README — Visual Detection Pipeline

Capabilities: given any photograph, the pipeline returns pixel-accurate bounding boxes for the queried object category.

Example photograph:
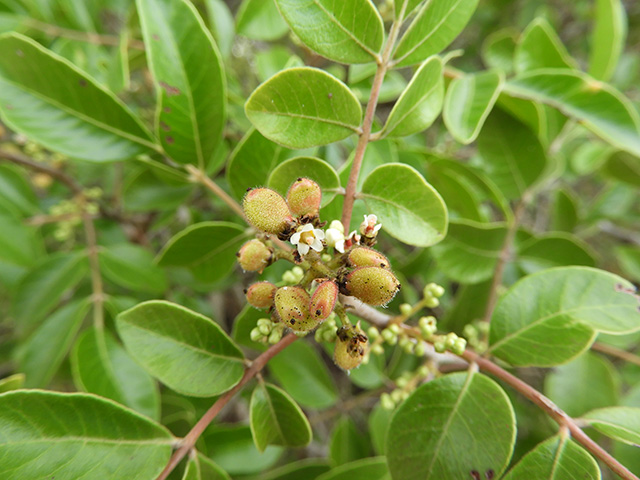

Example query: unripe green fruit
[274,286,318,333]
[237,239,272,272]
[286,178,322,218]
[309,280,338,321]
[340,267,400,306]
[346,247,390,270]
[246,281,277,309]
[333,324,369,371]
[243,188,293,235]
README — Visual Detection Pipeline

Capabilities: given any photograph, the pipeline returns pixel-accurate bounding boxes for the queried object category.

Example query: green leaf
[12,251,89,333]
[245,67,361,149]
[16,299,90,388]
[481,28,517,73]
[137,0,225,169]
[589,0,627,81]
[395,0,423,18]
[268,340,338,409]
[329,417,369,466]
[236,0,289,41]
[443,70,503,144]
[502,434,600,480]
[368,402,394,455]
[274,0,383,64]
[386,371,515,480]
[0,390,173,480]
[227,128,290,200]
[157,222,248,283]
[317,457,389,480]
[603,150,640,187]
[477,109,548,199]
[617,246,640,282]
[0,374,25,393]
[268,156,340,207]
[505,69,640,157]
[117,300,245,397]
[183,452,230,480]
[545,352,619,417]
[517,233,597,274]
[383,56,444,138]
[489,267,640,367]
[550,188,578,232]
[0,165,38,217]
[514,18,576,73]
[72,327,161,420]
[250,382,312,452]
[0,33,154,161]
[232,304,268,352]
[360,163,448,247]
[100,243,168,294]
[205,0,234,59]
[393,0,479,67]
[584,407,640,445]
[242,458,330,480]
[0,214,40,271]
[430,220,506,284]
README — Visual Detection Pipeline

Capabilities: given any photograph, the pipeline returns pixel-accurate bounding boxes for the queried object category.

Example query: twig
[156,333,299,480]
[82,209,105,330]
[185,165,246,221]
[0,149,82,194]
[592,342,640,367]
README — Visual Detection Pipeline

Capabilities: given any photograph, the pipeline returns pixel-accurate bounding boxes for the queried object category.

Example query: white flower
[360,214,382,238]
[325,226,345,253]
[290,223,325,256]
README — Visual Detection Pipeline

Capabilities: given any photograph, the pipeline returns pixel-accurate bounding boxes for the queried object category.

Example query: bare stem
[592,342,640,367]
[82,209,105,330]
[185,165,246,220]
[0,149,82,194]
[156,333,299,480]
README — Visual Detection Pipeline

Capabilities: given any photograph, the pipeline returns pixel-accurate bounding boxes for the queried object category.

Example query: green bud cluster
[250,318,285,344]
[380,364,432,411]
[422,282,445,309]
[314,314,338,343]
[432,332,467,356]
[462,321,489,353]
[282,266,304,284]
[49,189,101,242]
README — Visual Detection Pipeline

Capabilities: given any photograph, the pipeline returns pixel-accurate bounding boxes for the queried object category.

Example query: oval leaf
[274,0,383,64]
[317,457,389,480]
[268,156,340,207]
[517,233,597,274]
[329,417,369,466]
[117,300,245,397]
[137,0,225,168]
[502,434,600,480]
[386,371,516,480]
[157,222,248,283]
[514,18,577,73]
[100,243,168,293]
[383,56,444,138]
[250,382,312,452]
[584,407,640,446]
[0,33,154,162]
[489,267,640,367]
[505,69,640,157]
[183,452,230,480]
[0,374,24,394]
[589,0,627,81]
[0,390,173,480]
[236,0,289,41]
[245,67,362,149]
[443,70,503,144]
[393,0,479,67]
[360,163,448,247]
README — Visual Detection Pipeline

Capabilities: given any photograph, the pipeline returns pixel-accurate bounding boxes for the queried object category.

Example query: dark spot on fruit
[242,288,247,293]
[297,177,302,181]
[79,79,87,87]
[290,319,295,325]
[316,309,322,316]
[159,81,180,96]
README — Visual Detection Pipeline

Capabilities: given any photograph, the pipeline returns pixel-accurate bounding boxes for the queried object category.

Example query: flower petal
[310,238,324,252]
[314,229,325,240]
[335,240,345,253]
[298,243,310,255]
[290,232,301,244]
[301,223,314,232]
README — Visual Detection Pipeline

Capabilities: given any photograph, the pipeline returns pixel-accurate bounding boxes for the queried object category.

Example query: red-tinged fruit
[246,281,277,309]
[309,279,338,321]
[243,188,293,235]
[286,177,321,218]
[274,286,318,333]
[237,239,272,272]
[334,323,369,370]
[341,266,400,306]
[346,246,390,269]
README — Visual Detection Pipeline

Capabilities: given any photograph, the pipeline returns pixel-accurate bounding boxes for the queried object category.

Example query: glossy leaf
[431,220,506,284]
[393,0,479,67]
[517,233,597,274]
[72,327,161,420]
[514,18,576,73]
[16,299,90,388]
[394,0,423,18]
[489,267,640,367]
[0,374,24,393]
[0,33,154,162]
[603,150,640,187]
[545,352,619,417]
[502,434,600,480]
[617,246,640,281]
[268,156,341,207]
[477,109,548,199]
[481,28,517,72]
[205,0,234,59]
[100,243,168,293]
[368,402,393,455]
[268,340,338,409]
[250,382,312,452]
[329,417,369,466]
[274,0,384,64]
[584,407,640,445]
[236,0,288,41]
[183,453,230,480]
[245,67,361,149]
[0,391,173,480]
[117,300,245,397]
[443,70,503,144]
[505,69,640,157]
[157,222,248,283]
[589,0,627,81]
[360,163,448,247]
[317,457,389,480]
[137,0,226,168]
[386,371,516,480]
[550,188,578,232]
[383,56,444,138]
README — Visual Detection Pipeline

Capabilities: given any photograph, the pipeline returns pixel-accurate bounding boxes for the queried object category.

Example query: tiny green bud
[414,342,427,357]
[286,177,322,218]
[372,343,385,355]
[314,329,324,343]
[390,389,403,404]
[243,188,293,236]
[396,377,408,388]
[445,332,458,349]
[282,271,296,284]
[399,303,412,316]
[380,393,395,410]
[451,337,467,355]
[309,280,339,321]
[346,247,391,270]
[398,336,411,348]
[323,329,337,343]
[367,327,380,340]
[237,239,272,273]
[403,341,415,354]
[245,281,277,309]
[424,296,440,308]
[258,323,271,336]
[425,282,445,298]
[381,329,395,344]
[433,339,446,353]
[268,328,283,344]
[333,324,369,371]
[291,266,304,281]
[250,328,263,342]
[389,323,401,335]
[340,267,400,306]
[417,365,430,378]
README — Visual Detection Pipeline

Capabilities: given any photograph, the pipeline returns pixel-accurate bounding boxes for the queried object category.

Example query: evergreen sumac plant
[0,0,639,479]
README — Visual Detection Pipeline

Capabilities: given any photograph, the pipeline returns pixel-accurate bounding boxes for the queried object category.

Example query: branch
[592,342,640,367]
[0,149,82,194]
[185,165,246,220]
[156,333,299,480]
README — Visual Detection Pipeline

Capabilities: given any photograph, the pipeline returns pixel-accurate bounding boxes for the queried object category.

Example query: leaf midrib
[250,108,360,131]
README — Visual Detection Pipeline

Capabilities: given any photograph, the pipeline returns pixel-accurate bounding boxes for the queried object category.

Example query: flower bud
[274,286,317,333]
[346,247,390,270]
[380,392,395,410]
[237,239,272,273]
[243,188,293,235]
[340,267,400,306]
[309,280,338,321]
[250,328,263,342]
[286,178,322,218]
[245,282,277,309]
[333,324,369,371]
